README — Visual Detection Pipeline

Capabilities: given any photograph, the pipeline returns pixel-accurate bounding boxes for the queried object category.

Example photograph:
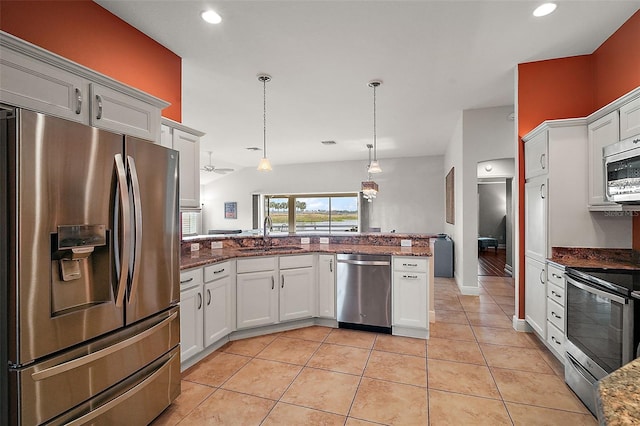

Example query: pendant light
[362,144,379,202]
[367,80,382,174]
[257,74,272,172]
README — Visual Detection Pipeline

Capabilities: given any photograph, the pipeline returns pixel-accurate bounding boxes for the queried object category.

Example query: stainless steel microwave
[604,135,640,204]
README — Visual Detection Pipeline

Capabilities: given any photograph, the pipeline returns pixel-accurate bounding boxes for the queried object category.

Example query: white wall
[445,106,515,294]
[201,155,445,234]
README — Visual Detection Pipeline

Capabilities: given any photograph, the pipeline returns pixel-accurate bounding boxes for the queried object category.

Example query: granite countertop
[181,243,432,270]
[596,358,640,425]
[547,247,640,270]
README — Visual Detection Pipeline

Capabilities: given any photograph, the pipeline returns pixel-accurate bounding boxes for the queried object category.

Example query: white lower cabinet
[392,257,428,332]
[180,261,236,362]
[317,254,336,319]
[524,257,546,339]
[203,261,235,346]
[179,268,204,361]
[236,255,317,329]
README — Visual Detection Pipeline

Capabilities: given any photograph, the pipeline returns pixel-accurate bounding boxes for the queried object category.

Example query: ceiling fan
[201,151,234,174]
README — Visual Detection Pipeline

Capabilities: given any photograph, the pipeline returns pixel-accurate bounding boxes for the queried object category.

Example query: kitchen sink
[237,245,305,252]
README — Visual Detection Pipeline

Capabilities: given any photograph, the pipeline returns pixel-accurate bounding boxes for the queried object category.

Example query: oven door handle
[566,276,628,305]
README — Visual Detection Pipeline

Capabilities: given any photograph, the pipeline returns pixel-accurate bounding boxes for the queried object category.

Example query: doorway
[477,159,514,277]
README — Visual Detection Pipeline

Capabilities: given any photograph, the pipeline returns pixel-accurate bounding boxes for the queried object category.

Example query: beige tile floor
[152,276,597,425]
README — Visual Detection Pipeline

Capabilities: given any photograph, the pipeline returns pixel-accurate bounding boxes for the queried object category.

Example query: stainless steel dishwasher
[336,253,392,333]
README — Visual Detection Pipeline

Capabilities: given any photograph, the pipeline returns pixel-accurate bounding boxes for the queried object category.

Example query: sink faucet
[263,215,273,243]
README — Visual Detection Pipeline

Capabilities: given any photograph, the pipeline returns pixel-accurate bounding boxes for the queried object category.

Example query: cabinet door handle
[207,289,211,306]
[329,259,333,272]
[551,311,561,319]
[213,268,225,274]
[96,94,103,120]
[551,273,562,279]
[551,290,562,298]
[271,276,274,290]
[403,263,418,267]
[540,153,546,170]
[539,270,545,284]
[540,183,545,199]
[403,274,419,279]
[633,138,640,144]
[75,88,82,114]
[197,292,202,310]
[180,277,193,284]
[281,276,285,288]
[551,336,562,345]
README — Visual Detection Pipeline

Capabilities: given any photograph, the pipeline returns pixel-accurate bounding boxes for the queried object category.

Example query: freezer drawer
[9,307,179,426]
[50,346,180,426]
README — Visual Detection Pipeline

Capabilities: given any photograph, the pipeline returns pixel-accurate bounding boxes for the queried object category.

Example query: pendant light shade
[368,80,382,174]
[257,74,272,172]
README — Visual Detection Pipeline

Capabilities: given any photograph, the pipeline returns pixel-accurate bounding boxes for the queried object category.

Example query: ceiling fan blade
[213,168,234,174]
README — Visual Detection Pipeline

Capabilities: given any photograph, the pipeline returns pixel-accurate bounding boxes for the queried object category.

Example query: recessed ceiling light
[321,140,337,145]
[533,3,557,17]
[201,10,222,24]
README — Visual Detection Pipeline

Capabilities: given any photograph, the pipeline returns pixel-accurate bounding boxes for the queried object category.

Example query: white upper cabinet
[90,83,161,141]
[0,47,88,123]
[619,97,640,141]
[587,111,619,209]
[524,175,548,262]
[0,32,168,141]
[524,130,548,180]
[161,118,204,208]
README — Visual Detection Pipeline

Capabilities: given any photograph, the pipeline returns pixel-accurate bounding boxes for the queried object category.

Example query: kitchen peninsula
[178,233,435,370]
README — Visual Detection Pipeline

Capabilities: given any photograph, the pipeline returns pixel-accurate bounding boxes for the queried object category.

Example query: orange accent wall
[517,10,640,318]
[593,10,640,110]
[0,0,181,122]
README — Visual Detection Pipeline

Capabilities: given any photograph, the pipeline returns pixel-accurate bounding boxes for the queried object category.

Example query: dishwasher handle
[337,259,390,266]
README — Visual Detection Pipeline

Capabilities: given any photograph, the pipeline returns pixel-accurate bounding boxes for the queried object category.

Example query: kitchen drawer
[180,268,203,290]
[204,261,231,282]
[237,256,277,274]
[393,257,428,272]
[547,264,565,288]
[547,298,565,332]
[546,321,565,356]
[280,254,314,269]
[546,281,565,306]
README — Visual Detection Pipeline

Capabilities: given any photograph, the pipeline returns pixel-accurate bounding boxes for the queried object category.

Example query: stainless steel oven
[564,267,640,415]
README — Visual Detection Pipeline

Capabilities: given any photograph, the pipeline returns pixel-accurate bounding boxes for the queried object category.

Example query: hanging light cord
[263,77,267,158]
[373,83,377,162]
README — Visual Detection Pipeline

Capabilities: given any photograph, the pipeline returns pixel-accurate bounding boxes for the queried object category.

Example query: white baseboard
[458,285,481,295]
[512,316,532,332]
[429,309,436,323]
[392,325,428,340]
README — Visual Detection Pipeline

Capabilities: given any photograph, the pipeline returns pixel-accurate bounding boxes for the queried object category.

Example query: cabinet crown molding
[523,117,587,142]
[587,86,640,124]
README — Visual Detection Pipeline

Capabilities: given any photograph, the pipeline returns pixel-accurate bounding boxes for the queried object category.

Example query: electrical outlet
[300,237,310,244]
[190,243,200,251]
[211,241,223,249]
[401,239,412,247]
[319,237,329,244]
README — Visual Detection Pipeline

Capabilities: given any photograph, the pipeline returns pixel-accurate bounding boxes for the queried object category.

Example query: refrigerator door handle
[64,350,178,426]
[114,154,131,308]
[31,311,178,382]
[127,156,143,304]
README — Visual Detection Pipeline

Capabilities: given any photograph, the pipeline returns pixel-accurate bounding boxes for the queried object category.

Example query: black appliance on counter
[564,267,640,415]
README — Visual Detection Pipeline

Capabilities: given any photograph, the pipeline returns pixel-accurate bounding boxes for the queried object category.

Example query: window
[264,193,358,234]
[181,211,201,236]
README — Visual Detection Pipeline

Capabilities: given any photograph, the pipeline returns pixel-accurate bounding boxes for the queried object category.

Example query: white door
[524,175,548,261]
[179,283,203,361]
[525,257,546,338]
[318,255,336,319]
[236,271,278,329]
[280,267,315,322]
[392,271,427,328]
[204,276,233,346]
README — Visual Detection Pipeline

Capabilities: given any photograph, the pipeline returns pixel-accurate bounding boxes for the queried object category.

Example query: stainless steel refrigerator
[0,106,181,425]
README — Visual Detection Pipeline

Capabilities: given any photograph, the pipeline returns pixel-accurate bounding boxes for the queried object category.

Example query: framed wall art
[224,202,237,219]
